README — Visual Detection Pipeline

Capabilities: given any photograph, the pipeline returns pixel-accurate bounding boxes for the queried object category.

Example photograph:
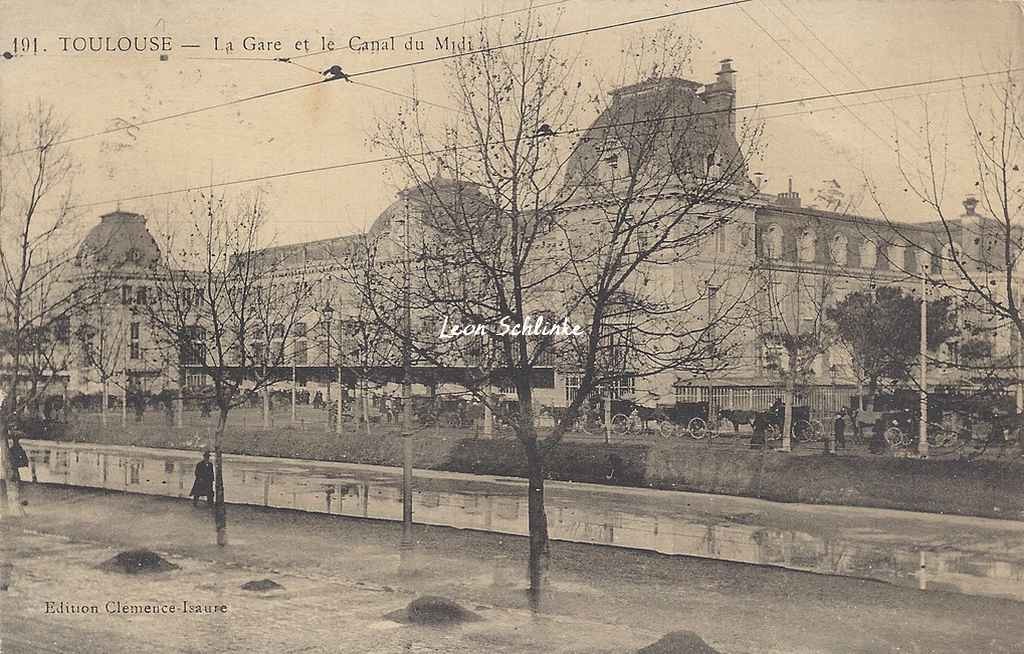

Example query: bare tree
[870,70,1024,435]
[74,298,129,426]
[144,191,315,545]
[0,102,99,516]
[755,238,837,451]
[349,19,759,598]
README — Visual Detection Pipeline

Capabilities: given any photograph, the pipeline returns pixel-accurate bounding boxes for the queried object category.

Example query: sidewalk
[3,484,1024,653]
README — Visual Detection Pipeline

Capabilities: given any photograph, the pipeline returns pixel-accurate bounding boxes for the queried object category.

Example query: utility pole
[400,202,414,547]
[321,301,334,431]
[1017,330,1023,416]
[918,265,929,457]
[603,388,611,444]
[121,345,128,427]
[336,363,343,435]
[291,360,296,424]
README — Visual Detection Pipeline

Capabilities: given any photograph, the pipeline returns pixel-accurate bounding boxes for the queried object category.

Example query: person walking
[190,451,214,507]
[833,410,847,451]
[9,436,29,482]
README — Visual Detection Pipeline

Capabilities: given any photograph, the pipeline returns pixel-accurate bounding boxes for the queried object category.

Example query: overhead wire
[60,66,1023,213]
[5,0,753,156]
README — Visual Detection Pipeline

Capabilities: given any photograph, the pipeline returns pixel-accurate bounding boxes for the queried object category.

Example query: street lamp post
[396,204,414,548]
[918,265,929,458]
[322,301,334,412]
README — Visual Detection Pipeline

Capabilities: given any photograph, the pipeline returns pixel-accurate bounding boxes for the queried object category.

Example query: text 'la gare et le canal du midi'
[26,33,479,56]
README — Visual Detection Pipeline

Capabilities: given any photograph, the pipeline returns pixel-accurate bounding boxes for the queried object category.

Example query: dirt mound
[386,595,482,625]
[637,631,721,654]
[241,579,284,592]
[99,549,178,574]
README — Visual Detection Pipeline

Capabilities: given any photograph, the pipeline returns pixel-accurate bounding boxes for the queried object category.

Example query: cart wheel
[809,419,824,441]
[884,426,904,448]
[651,412,669,436]
[765,424,781,441]
[793,419,811,442]
[658,420,678,438]
[688,417,708,440]
[611,414,629,436]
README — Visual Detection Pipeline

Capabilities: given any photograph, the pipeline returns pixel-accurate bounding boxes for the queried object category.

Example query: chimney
[716,58,736,91]
[963,195,978,215]
[699,58,737,136]
[961,194,983,262]
[777,178,801,209]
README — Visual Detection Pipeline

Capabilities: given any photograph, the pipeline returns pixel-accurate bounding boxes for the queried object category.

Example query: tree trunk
[213,407,228,546]
[363,383,371,437]
[524,437,549,604]
[781,381,794,452]
[0,418,18,517]
[262,385,270,429]
[101,380,108,427]
[176,367,185,428]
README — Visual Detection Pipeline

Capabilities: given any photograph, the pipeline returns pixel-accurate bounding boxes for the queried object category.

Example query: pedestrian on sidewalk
[190,451,214,507]
[834,410,847,451]
[9,436,29,482]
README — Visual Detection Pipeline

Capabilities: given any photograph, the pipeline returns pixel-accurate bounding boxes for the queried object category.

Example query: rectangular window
[181,326,206,366]
[706,286,720,347]
[54,317,70,344]
[135,286,147,305]
[294,339,308,365]
[129,322,141,360]
[565,374,582,403]
[121,285,133,305]
[633,218,649,252]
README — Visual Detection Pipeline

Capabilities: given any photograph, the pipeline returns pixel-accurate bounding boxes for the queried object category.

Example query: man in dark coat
[833,410,847,450]
[190,451,214,507]
[750,412,769,449]
[9,437,29,482]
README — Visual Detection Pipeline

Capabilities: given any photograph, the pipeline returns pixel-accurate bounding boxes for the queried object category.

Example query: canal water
[21,440,1024,603]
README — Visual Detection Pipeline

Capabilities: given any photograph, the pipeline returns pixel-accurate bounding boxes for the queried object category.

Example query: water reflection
[23,441,1024,603]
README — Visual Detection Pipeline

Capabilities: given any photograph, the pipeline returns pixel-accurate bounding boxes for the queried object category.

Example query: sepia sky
[2,0,1022,245]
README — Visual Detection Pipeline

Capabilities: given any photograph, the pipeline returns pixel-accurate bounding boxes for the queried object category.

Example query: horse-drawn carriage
[542,398,713,438]
[761,403,823,442]
[410,395,484,429]
[850,390,1022,451]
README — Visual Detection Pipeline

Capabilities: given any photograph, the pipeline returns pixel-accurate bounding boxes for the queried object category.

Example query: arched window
[860,239,877,269]
[914,248,932,274]
[942,242,962,273]
[762,224,783,259]
[798,228,817,263]
[829,234,848,265]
